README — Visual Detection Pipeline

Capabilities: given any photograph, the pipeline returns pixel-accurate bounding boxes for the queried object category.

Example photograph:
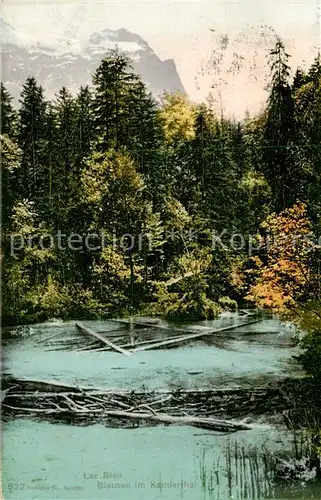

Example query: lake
[2,313,321,499]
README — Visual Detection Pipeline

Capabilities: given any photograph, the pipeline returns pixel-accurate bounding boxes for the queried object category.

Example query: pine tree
[262,38,295,210]
[18,77,47,201]
[54,87,76,182]
[203,120,240,230]
[293,55,321,221]
[48,87,78,229]
[43,104,58,213]
[127,80,163,184]
[74,85,94,172]
[92,49,140,151]
[1,83,17,138]
[1,135,21,230]
[193,104,216,199]
[292,68,307,92]
[307,53,321,83]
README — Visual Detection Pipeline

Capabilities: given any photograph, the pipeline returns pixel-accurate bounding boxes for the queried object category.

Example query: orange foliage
[246,203,318,312]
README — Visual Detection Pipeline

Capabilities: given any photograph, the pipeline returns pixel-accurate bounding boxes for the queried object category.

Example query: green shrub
[218,296,238,311]
[297,329,321,379]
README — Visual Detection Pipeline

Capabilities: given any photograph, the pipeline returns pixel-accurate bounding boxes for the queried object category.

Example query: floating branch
[107,316,262,337]
[76,322,131,356]
[132,319,263,352]
[95,409,252,432]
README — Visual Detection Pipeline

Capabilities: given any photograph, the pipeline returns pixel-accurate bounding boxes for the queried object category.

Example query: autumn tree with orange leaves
[246,202,321,377]
[247,203,319,311]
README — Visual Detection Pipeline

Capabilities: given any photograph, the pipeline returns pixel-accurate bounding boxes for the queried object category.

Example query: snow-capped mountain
[1,19,185,101]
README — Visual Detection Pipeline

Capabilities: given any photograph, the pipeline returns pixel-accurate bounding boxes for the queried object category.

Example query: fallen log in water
[2,376,137,394]
[35,330,68,344]
[96,333,192,352]
[1,375,97,393]
[76,322,131,356]
[132,319,263,352]
[1,376,284,397]
[108,316,262,336]
[75,334,189,353]
[95,409,251,432]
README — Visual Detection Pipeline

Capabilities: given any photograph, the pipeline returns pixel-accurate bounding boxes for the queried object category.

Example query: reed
[198,440,276,499]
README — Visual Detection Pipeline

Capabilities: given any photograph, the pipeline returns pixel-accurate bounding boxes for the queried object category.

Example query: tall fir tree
[293,55,321,222]
[54,87,76,183]
[193,104,216,200]
[43,104,58,215]
[292,68,307,92]
[74,85,94,172]
[1,135,21,230]
[262,38,295,211]
[92,49,140,151]
[49,87,77,227]
[307,53,321,83]
[1,83,18,138]
[18,77,47,202]
[127,80,163,185]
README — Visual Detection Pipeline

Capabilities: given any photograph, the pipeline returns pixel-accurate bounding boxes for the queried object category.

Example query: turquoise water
[3,317,302,391]
[2,420,294,500]
[2,315,319,500]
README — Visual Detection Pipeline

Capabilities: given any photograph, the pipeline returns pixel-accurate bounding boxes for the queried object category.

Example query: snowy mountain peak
[1,19,185,101]
[86,27,151,57]
[89,28,149,50]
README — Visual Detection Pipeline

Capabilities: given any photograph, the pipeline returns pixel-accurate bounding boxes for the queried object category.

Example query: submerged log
[88,409,251,432]
[108,317,262,338]
[3,376,279,397]
[2,377,86,393]
[76,322,131,356]
[132,319,263,352]
[2,398,251,432]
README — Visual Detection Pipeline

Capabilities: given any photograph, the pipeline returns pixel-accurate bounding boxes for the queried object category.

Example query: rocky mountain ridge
[1,18,185,101]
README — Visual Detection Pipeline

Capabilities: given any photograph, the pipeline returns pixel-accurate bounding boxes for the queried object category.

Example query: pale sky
[1,0,320,117]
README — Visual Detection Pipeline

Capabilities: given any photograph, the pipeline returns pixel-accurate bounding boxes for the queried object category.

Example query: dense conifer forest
[2,40,321,379]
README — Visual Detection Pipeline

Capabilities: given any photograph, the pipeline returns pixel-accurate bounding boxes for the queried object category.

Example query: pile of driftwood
[2,375,301,433]
[2,377,252,432]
